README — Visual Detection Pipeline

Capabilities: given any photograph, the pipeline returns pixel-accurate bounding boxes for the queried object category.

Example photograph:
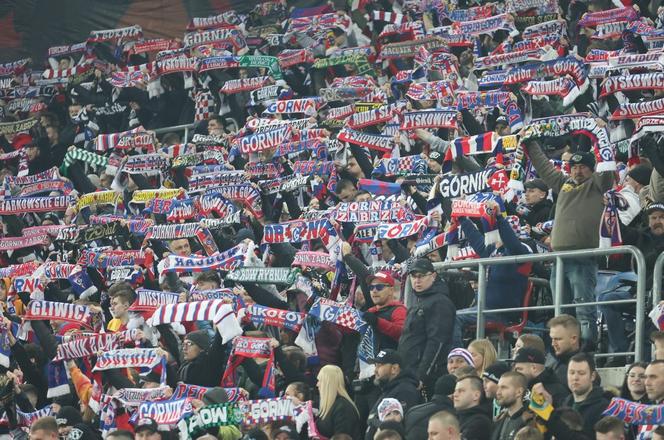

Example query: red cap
[368,271,395,286]
[11,133,33,150]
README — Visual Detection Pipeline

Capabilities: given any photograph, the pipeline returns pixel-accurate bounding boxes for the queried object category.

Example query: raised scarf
[129,288,180,313]
[337,128,394,153]
[135,398,194,425]
[226,267,297,285]
[88,25,142,42]
[24,301,99,330]
[147,300,241,343]
[223,337,276,397]
[309,297,367,333]
[179,403,243,438]
[400,109,458,130]
[113,385,171,406]
[54,332,125,361]
[144,223,219,256]
[292,251,334,271]
[333,200,414,223]
[599,189,627,248]
[159,241,251,274]
[377,215,430,239]
[241,304,305,332]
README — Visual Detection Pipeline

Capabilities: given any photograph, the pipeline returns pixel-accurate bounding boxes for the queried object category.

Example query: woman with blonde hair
[315,365,361,439]
[468,339,498,376]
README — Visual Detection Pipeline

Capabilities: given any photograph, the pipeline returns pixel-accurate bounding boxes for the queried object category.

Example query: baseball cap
[512,347,546,365]
[368,271,396,286]
[134,418,158,434]
[369,349,402,365]
[482,362,511,384]
[524,179,549,193]
[495,115,508,126]
[429,151,444,165]
[647,203,664,215]
[568,151,595,170]
[56,406,83,427]
[408,258,435,274]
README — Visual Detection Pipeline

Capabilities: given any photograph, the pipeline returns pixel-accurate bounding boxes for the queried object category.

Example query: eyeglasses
[370,284,388,291]
[410,272,433,280]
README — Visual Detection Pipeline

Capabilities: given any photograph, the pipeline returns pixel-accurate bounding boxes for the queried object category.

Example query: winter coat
[316,396,361,440]
[546,349,579,387]
[526,141,615,250]
[525,199,553,228]
[562,387,610,436]
[367,300,407,351]
[398,278,456,381]
[458,405,493,440]
[490,407,528,440]
[177,331,227,387]
[365,370,422,440]
[404,394,455,440]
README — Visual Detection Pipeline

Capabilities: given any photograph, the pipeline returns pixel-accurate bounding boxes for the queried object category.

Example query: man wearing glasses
[398,258,456,392]
[362,271,407,351]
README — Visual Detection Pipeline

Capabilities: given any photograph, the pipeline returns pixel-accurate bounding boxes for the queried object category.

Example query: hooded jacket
[404,393,455,440]
[458,404,493,440]
[398,278,455,381]
[365,370,422,440]
[562,387,610,436]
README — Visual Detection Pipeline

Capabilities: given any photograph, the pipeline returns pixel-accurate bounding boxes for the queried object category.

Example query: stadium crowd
[1,0,664,438]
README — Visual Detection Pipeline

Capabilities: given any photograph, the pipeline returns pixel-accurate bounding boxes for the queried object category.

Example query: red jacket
[368,300,407,349]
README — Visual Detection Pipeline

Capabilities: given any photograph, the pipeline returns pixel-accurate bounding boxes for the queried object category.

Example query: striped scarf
[223,337,276,397]
[371,10,405,25]
[242,304,305,332]
[148,301,242,344]
[599,189,627,248]
[24,301,98,330]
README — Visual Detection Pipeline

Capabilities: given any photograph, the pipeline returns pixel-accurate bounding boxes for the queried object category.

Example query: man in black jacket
[365,349,422,440]
[523,179,552,229]
[561,353,609,437]
[404,375,457,440]
[513,347,570,407]
[453,375,493,440]
[398,258,455,392]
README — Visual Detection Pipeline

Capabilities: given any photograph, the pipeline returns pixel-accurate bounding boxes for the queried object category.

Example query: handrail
[653,253,664,305]
[404,245,647,361]
[152,123,196,141]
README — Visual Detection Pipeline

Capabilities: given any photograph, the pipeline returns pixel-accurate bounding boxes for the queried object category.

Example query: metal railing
[404,246,647,361]
[653,253,664,305]
[153,123,196,141]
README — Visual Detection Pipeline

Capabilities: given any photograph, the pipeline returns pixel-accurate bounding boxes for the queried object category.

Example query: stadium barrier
[404,246,648,361]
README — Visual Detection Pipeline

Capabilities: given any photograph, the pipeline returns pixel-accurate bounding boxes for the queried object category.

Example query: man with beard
[524,138,615,347]
[601,203,664,358]
[491,372,528,440]
[619,203,664,283]
[364,349,421,440]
